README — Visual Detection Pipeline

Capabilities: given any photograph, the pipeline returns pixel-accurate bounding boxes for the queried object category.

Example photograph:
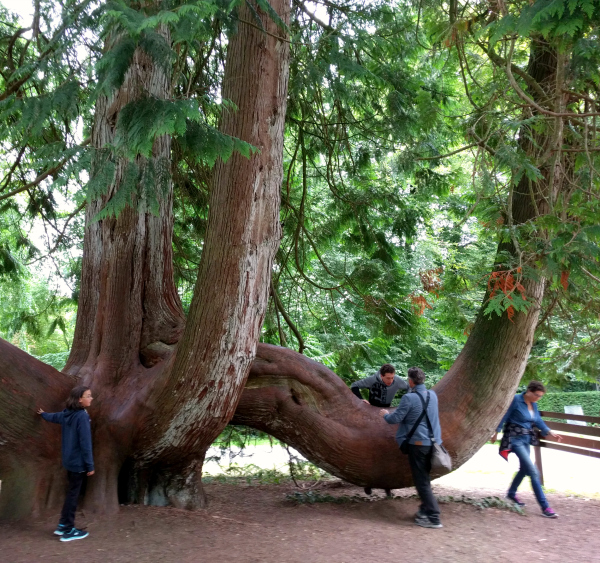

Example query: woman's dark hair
[380,364,395,376]
[407,367,426,385]
[527,381,546,394]
[66,385,90,410]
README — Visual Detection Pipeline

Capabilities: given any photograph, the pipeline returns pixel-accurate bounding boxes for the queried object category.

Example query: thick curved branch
[234,268,544,487]
[233,343,413,488]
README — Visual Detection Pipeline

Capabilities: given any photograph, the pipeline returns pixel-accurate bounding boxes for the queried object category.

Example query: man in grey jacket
[350,364,409,408]
[381,366,443,529]
[351,363,409,497]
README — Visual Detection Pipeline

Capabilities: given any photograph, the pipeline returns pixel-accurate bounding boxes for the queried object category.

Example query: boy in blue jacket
[38,385,94,541]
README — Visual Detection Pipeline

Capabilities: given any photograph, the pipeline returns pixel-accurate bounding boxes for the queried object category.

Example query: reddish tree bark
[0,342,72,519]
[231,38,566,483]
[55,28,187,515]
[66,31,184,380]
[0,0,291,518]
[0,19,568,522]
[129,0,291,507]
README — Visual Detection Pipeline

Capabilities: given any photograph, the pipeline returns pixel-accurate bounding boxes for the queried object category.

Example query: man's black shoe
[415,516,443,529]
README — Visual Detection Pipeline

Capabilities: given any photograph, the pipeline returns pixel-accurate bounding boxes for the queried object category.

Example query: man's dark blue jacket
[41,408,94,473]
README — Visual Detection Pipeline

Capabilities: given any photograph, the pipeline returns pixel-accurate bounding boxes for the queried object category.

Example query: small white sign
[564,405,586,426]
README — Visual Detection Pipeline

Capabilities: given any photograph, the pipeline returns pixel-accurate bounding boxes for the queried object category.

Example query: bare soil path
[2,481,599,563]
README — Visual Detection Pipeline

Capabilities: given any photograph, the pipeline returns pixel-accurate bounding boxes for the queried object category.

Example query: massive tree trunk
[0,0,291,518]
[61,27,187,515]
[0,21,569,521]
[129,0,291,506]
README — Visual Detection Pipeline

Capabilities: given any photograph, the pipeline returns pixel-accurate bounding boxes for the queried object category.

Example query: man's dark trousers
[408,444,441,523]
[59,471,85,529]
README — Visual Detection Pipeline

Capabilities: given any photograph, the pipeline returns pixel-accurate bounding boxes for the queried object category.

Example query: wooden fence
[534,410,600,485]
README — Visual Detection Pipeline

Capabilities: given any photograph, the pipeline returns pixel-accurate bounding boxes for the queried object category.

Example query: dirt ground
[2,481,600,563]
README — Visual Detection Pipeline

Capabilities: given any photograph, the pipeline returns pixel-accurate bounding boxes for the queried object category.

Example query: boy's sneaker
[415,516,443,529]
[60,528,89,542]
[542,507,558,519]
[53,523,69,536]
[506,493,526,507]
[415,508,426,519]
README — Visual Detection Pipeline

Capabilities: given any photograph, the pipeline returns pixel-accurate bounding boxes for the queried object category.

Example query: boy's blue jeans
[508,441,549,510]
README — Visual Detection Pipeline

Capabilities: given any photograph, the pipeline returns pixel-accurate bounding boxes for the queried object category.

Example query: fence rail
[534,410,600,484]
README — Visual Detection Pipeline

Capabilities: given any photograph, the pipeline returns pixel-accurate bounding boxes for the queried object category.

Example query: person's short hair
[380,364,395,376]
[66,385,91,411]
[407,367,425,385]
[527,381,546,394]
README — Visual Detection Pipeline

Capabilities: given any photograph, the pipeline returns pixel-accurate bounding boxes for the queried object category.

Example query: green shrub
[538,391,600,417]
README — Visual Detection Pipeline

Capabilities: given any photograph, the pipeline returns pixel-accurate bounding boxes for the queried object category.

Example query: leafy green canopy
[252,0,491,380]
[0,0,252,347]
[256,0,600,387]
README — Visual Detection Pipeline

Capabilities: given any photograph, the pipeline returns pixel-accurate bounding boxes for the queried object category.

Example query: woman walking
[492,381,562,518]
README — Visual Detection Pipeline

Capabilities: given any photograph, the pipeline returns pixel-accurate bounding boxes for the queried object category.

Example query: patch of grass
[204,462,331,486]
[286,491,365,504]
[204,464,287,485]
[544,488,600,500]
[437,494,525,514]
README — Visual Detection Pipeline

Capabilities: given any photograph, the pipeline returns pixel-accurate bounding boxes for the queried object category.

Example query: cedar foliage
[1,0,599,388]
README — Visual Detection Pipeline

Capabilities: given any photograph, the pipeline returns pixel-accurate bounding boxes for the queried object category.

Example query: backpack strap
[414,391,436,444]
[405,391,431,443]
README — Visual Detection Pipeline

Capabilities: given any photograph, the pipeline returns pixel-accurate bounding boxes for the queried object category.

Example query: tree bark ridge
[133,0,292,503]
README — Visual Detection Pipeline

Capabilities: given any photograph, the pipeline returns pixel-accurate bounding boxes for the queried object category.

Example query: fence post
[534,429,544,486]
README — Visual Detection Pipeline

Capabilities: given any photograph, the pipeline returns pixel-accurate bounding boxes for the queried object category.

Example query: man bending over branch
[350,364,409,408]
